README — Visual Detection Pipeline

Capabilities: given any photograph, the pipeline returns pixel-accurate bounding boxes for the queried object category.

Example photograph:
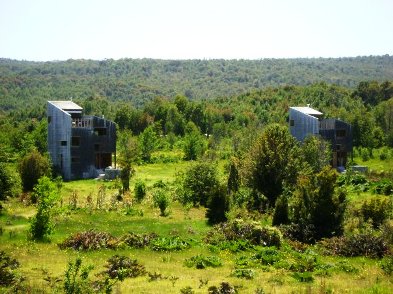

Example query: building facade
[289,106,352,168]
[47,101,116,180]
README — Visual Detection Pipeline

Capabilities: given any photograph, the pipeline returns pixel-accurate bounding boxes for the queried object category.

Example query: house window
[94,127,107,136]
[336,130,346,137]
[336,144,341,151]
[71,157,80,163]
[290,119,295,126]
[72,136,80,147]
[60,140,67,146]
[48,116,52,124]
[94,144,100,151]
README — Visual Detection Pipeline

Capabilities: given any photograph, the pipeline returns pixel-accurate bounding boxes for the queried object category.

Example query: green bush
[184,255,222,269]
[319,233,389,258]
[134,180,146,202]
[231,268,255,279]
[205,219,282,248]
[29,176,60,240]
[18,150,51,192]
[373,179,393,195]
[361,196,391,228]
[208,282,238,294]
[64,258,93,294]
[380,256,393,275]
[206,184,230,225]
[292,272,314,283]
[0,163,21,200]
[0,251,20,286]
[152,188,170,216]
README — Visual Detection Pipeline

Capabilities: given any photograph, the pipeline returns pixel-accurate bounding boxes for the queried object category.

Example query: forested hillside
[1,55,393,113]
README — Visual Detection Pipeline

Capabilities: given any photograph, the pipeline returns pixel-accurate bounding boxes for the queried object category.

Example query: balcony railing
[72,118,92,128]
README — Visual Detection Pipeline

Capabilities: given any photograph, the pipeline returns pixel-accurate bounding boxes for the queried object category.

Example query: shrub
[0,251,20,286]
[206,184,230,225]
[18,150,51,192]
[231,268,255,279]
[272,194,289,226]
[380,256,393,275]
[292,272,314,283]
[205,219,282,248]
[253,247,282,266]
[0,163,21,200]
[373,179,393,195]
[102,255,146,281]
[178,161,220,207]
[121,232,158,248]
[59,230,118,250]
[184,255,222,269]
[29,176,60,240]
[64,258,93,294]
[152,188,170,216]
[319,233,389,258]
[361,196,391,228]
[180,286,195,294]
[134,180,146,202]
[208,282,238,294]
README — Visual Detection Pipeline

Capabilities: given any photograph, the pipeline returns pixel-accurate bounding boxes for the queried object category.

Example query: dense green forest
[1,55,393,113]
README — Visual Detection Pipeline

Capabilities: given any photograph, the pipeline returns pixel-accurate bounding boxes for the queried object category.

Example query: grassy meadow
[1,151,393,293]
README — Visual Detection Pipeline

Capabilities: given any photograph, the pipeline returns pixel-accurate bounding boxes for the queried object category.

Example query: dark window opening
[94,144,100,151]
[95,153,112,169]
[71,157,80,163]
[94,127,107,136]
[48,116,52,124]
[336,129,346,137]
[336,144,341,151]
[72,136,80,146]
[290,119,295,126]
[60,140,67,146]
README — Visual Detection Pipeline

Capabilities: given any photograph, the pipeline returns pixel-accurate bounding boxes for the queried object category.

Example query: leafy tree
[227,157,240,194]
[0,163,21,200]
[152,188,170,216]
[139,125,158,162]
[301,135,331,173]
[29,176,60,240]
[179,161,220,207]
[117,131,139,192]
[183,122,206,161]
[18,150,51,192]
[246,124,301,206]
[290,167,346,241]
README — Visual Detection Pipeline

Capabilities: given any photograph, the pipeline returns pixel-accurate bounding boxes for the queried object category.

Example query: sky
[0,0,392,61]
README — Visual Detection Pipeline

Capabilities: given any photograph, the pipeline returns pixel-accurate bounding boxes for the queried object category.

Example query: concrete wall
[47,102,72,180]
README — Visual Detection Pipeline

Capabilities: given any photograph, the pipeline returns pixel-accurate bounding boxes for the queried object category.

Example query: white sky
[0,0,392,61]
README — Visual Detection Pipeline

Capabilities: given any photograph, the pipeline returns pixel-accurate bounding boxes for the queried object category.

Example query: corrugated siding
[289,109,319,142]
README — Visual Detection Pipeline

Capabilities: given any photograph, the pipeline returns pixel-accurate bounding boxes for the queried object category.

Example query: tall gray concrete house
[289,106,352,168]
[47,101,116,180]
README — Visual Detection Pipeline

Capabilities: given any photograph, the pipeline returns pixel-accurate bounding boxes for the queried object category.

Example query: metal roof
[290,106,323,116]
[48,101,83,111]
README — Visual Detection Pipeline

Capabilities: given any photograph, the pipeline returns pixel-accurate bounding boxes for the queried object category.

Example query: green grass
[1,159,393,293]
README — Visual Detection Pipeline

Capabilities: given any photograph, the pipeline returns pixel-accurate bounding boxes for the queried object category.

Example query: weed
[64,258,93,294]
[199,278,209,288]
[208,282,238,293]
[150,236,190,251]
[169,275,179,287]
[292,271,314,283]
[121,232,157,248]
[147,271,166,282]
[380,255,393,275]
[231,268,255,279]
[134,180,146,202]
[184,254,222,269]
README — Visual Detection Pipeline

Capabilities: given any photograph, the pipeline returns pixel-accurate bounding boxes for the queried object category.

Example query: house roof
[290,106,323,116]
[48,101,83,111]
